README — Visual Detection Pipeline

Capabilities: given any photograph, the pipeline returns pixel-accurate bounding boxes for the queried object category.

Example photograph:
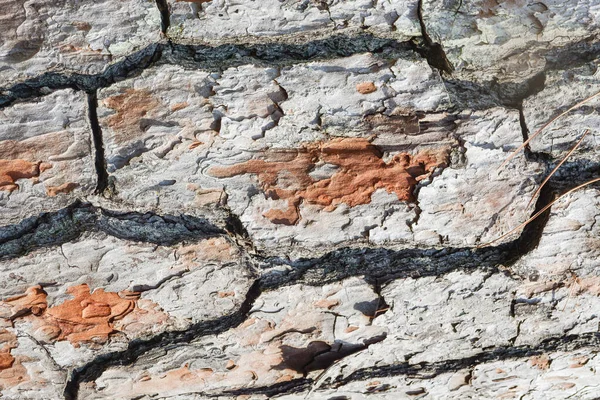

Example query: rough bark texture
[0,0,599,399]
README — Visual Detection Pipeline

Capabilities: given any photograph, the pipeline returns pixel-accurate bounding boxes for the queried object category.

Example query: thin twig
[498,90,600,171]
[477,177,600,248]
[526,129,590,208]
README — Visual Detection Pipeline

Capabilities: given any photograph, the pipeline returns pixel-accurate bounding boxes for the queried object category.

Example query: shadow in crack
[277,336,387,375]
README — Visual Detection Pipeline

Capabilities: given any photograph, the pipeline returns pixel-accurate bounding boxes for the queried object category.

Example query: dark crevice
[517,105,536,165]
[220,379,311,398]
[0,202,225,259]
[413,0,453,74]
[327,332,600,388]
[0,44,163,108]
[63,279,262,400]
[548,159,600,189]
[495,71,546,108]
[366,279,390,323]
[544,34,600,71]
[224,207,255,253]
[155,0,170,34]
[442,71,546,112]
[0,34,413,108]
[86,92,109,194]
[175,331,600,398]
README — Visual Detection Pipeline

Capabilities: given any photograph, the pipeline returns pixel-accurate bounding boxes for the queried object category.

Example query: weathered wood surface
[0,0,599,398]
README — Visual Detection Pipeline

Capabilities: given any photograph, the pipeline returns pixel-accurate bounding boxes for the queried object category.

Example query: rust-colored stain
[356,82,377,94]
[103,89,160,143]
[210,138,448,225]
[0,286,47,388]
[0,159,40,192]
[41,284,138,345]
[46,182,79,197]
[0,328,29,389]
[0,329,17,371]
[0,284,138,347]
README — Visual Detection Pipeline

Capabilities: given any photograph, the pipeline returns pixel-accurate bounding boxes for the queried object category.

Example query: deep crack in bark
[87,92,109,194]
[414,0,454,74]
[155,0,170,34]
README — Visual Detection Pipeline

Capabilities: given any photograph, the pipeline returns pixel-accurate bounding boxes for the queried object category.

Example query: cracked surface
[0,0,599,398]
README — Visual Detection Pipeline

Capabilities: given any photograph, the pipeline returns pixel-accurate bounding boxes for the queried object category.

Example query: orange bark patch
[41,284,138,346]
[356,82,377,94]
[0,159,40,192]
[0,287,47,388]
[0,329,17,371]
[210,138,448,224]
[0,329,28,390]
[0,285,48,319]
[103,89,160,144]
[1,285,138,347]
[46,182,79,197]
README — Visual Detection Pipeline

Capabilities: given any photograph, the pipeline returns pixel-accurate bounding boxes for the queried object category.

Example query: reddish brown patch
[0,354,29,389]
[0,287,47,388]
[0,285,48,319]
[1,285,138,347]
[103,89,160,143]
[0,159,40,192]
[0,330,28,390]
[0,325,39,388]
[39,162,52,173]
[210,138,448,224]
[41,284,138,345]
[356,82,377,94]
[0,329,17,371]
[46,182,79,197]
